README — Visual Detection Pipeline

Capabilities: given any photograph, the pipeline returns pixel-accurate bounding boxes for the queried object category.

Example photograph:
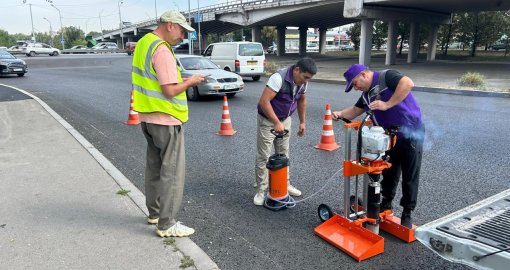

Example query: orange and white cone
[125,90,140,125]
[315,103,340,151]
[217,96,237,136]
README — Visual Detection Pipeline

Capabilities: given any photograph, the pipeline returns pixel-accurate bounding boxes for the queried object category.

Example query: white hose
[264,168,344,206]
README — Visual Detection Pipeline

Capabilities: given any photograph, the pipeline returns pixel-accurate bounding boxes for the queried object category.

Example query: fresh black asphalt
[2,54,508,269]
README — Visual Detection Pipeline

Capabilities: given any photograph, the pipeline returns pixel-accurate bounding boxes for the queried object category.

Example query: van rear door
[237,43,264,76]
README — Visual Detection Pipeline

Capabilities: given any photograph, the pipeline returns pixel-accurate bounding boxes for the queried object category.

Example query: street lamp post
[29,3,36,42]
[198,0,201,53]
[43,17,53,47]
[51,4,65,50]
[99,10,105,40]
[118,0,125,50]
[154,0,158,21]
[188,0,192,55]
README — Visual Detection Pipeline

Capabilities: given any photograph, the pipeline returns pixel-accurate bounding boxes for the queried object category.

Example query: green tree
[0,29,12,47]
[261,26,276,48]
[52,26,85,48]
[86,31,102,38]
[478,11,510,49]
[437,14,459,55]
[35,32,53,46]
[454,11,510,56]
[418,24,431,53]
[11,33,31,43]
[205,33,219,46]
[232,28,252,41]
[347,22,361,50]
[372,21,387,50]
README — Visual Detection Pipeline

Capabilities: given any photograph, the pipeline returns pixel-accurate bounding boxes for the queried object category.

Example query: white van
[202,42,265,81]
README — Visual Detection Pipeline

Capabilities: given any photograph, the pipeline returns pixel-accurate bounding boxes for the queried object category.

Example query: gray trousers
[141,123,185,230]
[255,115,292,191]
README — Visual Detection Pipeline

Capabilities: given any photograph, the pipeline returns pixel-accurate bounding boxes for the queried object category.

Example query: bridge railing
[97,0,324,39]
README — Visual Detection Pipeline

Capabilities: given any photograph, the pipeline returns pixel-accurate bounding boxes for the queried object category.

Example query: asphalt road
[2,54,509,270]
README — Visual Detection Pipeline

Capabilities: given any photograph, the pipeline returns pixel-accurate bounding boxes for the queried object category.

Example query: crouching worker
[332,64,425,228]
[253,57,317,206]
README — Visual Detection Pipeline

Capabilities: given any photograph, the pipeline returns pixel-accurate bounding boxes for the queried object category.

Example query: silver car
[175,54,244,101]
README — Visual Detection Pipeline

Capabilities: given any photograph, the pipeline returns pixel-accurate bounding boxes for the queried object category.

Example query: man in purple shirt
[332,64,425,228]
[254,58,317,206]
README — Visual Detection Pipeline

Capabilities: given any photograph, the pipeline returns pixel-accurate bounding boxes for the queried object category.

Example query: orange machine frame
[314,120,416,262]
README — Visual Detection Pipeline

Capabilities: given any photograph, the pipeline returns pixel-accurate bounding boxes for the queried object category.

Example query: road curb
[0,83,219,270]
[263,76,509,98]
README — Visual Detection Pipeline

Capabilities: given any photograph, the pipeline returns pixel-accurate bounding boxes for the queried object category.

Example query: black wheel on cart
[318,204,334,222]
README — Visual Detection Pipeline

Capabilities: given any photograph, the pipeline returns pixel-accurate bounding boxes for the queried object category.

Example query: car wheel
[252,75,261,81]
[186,86,200,101]
[17,73,25,77]
[29,51,36,57]
[226,93,236,98]
[51,51,59,56]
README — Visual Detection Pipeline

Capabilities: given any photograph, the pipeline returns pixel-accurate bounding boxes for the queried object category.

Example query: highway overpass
[96,0,510,66]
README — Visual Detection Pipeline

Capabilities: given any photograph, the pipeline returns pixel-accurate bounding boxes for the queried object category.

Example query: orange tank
[268,166,288,200]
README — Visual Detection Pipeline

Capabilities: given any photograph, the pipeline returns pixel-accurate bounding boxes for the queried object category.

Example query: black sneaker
[401,211,412,228]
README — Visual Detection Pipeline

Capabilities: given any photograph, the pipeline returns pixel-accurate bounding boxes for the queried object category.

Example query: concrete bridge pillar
[299,26,307,56]
[359,19,373,66]
[407,22,420,63]
[385,20,398,65]
[277,26,286,56]
[319,28,327,55]
[427,24,439,61]
[252,26,262,43]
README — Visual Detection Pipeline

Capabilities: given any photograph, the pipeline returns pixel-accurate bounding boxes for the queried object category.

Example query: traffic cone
[125,90,140,125]
[217,96,237,136]
[315,103,340,151]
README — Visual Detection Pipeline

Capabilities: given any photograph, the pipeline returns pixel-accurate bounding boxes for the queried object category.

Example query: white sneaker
[147,217,159,225]
[288,185,302,197]
[156,222,195,237]
[253,190,265,206]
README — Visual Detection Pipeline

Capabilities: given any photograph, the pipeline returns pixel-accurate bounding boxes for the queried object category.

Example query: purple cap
[344,64,367,92]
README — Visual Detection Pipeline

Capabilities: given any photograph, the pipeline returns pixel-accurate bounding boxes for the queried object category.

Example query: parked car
[7,45,23,54]
[202,42,265,81]
[172,43,190,54]
[22,42,60,56]
[92,42,118,50]
[340,44,355,51]
[306,43,319,52]
[175,54,244,101]
[489,42,509,51]
[70,45,88,50]
[126,42,136,55]
[0,50,27,77]
[266,45,277,54]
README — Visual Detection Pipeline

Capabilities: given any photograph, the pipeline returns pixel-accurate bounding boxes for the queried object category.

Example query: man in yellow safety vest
[132,10,206,238]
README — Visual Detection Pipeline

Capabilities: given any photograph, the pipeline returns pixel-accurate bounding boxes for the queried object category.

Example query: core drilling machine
[314,113,416,262]
[264,129,296,211]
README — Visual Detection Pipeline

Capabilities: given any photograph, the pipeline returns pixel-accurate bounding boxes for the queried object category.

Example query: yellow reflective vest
[132,33,188,123]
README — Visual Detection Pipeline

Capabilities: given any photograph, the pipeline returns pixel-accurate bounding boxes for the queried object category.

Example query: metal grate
[465,209,510,247]
[437,196,510,251]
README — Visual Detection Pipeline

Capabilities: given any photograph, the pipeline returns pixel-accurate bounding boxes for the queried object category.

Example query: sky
[1,0,228,36]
